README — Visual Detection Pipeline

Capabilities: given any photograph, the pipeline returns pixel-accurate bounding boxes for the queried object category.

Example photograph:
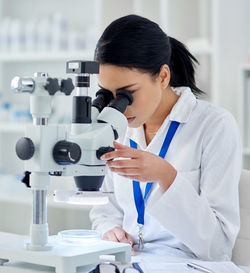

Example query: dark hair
[94,14,203,97]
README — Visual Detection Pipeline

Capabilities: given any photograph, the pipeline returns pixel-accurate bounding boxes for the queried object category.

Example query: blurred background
[0,0,249,235]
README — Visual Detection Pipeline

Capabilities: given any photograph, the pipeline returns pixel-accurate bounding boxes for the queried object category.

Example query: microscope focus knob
[53,141,81,165]
[60,78,75,95]
[44,78,60,95]
[16,137,35,160]
[96,146,115,160]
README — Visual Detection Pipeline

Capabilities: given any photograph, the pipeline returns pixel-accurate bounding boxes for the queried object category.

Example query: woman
[90,14,242,261]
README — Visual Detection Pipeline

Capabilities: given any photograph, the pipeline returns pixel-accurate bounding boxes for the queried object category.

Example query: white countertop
[0,232,249,273]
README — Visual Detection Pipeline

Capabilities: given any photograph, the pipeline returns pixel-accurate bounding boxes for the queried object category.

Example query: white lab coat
[90,86,242,261]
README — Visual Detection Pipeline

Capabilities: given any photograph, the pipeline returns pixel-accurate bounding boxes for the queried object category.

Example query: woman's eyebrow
[98,83,137,91]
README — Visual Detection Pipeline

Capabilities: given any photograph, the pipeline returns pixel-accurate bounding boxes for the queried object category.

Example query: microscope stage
[0,235,131,273]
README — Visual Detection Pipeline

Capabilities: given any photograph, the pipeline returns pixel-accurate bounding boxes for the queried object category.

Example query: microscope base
[0,235,131,273]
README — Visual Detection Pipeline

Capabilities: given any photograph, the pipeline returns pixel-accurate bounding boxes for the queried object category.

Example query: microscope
[0,61,132,273]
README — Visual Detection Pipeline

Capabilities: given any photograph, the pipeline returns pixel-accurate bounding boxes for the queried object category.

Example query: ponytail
[95,15,204,97]
[169,37,203,96]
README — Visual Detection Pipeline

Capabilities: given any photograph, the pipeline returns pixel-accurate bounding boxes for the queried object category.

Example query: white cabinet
[239,65,250,168]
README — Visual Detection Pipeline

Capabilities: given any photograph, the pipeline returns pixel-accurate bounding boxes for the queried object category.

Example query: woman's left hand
[101,141,177,191]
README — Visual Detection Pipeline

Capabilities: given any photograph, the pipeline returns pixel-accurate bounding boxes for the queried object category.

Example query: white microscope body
[0,61,133,273]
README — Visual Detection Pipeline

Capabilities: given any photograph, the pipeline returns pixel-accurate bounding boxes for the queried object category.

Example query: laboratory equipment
[0,60,133,273]
[58,229,102,245]
[88,262,141,273]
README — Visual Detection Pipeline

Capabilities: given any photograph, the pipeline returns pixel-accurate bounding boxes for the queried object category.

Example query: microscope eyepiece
[92,89,114,112]
[108,89,133,113]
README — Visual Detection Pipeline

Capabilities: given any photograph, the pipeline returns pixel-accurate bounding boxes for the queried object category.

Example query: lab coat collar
[169,86,197,123]
[126,87,197,149]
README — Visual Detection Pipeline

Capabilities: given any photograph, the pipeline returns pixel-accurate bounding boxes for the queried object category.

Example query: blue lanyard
[130,121,180,225]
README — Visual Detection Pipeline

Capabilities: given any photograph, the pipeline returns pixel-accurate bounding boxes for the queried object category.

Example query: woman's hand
[101,141,177,192]
[103,226,135,255]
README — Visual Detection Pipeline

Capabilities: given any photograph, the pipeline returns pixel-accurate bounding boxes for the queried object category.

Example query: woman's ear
[158,64,171,90]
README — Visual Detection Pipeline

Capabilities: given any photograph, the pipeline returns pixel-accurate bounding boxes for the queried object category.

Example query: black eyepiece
[92,89,114,112]
[108,90,133,113]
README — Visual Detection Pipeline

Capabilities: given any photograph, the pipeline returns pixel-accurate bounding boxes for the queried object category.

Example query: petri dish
[58,229,101,245]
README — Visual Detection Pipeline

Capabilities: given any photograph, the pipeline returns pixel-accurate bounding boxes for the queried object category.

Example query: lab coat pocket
[180,169,201,193]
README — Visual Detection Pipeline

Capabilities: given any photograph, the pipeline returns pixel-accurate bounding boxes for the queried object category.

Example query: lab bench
[0,232,249,273]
